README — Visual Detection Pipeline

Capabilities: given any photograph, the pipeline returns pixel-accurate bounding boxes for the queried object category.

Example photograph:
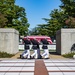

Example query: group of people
[20,38,49,59]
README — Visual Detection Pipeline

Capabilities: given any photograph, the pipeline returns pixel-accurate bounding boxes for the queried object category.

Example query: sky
[15,0,61,30]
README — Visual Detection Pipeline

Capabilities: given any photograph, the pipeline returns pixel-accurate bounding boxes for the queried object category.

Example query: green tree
[0,13,8,28]
[37,9,66,37]
[0,0,29,35]
[37,24,49,35]
[60,0,75,17]
[60,0,75,28]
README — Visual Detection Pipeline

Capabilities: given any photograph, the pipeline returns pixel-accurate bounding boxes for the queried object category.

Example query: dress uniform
[31,39,40,59]
[20,38,31,59]
[41,38,49,59]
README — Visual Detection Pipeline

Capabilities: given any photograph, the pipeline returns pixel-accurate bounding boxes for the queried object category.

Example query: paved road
[0,59,75,75]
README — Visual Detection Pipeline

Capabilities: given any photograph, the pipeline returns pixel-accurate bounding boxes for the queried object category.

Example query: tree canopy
[0,0,29,36]
[60,0,75,28]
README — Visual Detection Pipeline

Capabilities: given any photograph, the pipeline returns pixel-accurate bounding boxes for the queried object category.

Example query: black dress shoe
[30,56,31,58]
[20,55,22,58]
[30,56,34,59]
[38,55,42,59]
[20,55,24,59]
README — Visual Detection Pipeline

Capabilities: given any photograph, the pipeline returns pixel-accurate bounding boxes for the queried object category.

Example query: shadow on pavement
[49,52,60,55]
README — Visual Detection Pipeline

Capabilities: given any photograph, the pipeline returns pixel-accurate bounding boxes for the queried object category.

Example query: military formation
[20,38,49,59]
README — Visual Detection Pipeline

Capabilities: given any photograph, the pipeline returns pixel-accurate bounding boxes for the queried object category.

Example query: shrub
[62,52,75,58]
[0,52,14,58]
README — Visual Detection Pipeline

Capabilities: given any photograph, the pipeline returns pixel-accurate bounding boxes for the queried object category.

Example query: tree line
[29,0,75,40]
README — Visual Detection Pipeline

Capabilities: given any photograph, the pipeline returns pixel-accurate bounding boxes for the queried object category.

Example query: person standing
[20,38,31,59]
[41,38,49,59]
[31,38,40,59]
